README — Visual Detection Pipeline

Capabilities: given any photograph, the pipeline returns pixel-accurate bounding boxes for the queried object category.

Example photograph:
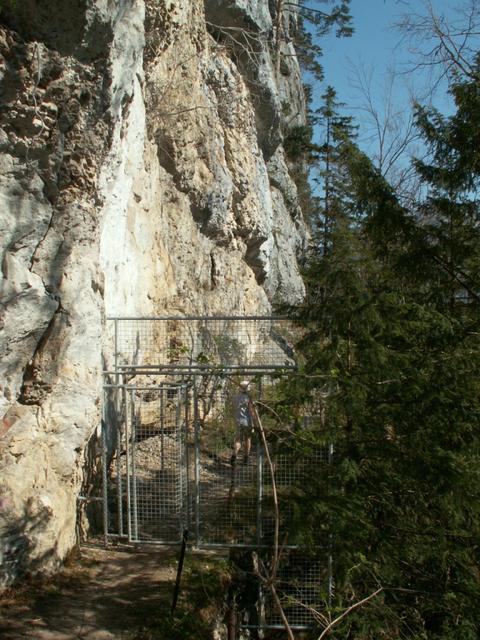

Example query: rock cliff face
[0,0,307,582]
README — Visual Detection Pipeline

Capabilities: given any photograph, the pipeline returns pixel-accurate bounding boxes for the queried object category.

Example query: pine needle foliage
[279,56,480,640]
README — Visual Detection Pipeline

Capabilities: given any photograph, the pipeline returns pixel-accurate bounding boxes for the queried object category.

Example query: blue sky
[310,0,465,180]
[320,0,459,111]
[322,0,408,99]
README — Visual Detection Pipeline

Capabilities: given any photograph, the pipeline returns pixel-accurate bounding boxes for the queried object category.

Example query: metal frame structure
[103,381,190,545]
[99,316,331,632]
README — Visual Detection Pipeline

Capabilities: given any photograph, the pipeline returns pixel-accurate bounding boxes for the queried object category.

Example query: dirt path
[0,544,227,640]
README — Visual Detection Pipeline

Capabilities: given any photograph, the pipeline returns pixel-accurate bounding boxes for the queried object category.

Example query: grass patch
[125,554,232,640]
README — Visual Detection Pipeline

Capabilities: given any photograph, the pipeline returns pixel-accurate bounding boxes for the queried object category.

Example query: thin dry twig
[250,402,295,640]
[395,0,480,85]
[316,587,383,640]
[251,404,280,576]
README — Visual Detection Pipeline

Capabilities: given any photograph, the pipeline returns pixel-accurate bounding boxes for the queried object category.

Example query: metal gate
[104,382,191,544]
[98,316,332,632]
[103,372,329,549]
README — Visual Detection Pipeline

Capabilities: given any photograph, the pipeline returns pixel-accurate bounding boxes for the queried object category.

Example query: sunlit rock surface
[0,0,307,583]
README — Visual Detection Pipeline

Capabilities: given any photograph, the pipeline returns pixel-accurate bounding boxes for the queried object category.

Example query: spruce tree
[312,85,357,253]
[412,57,480,314]
[279,62,480,639]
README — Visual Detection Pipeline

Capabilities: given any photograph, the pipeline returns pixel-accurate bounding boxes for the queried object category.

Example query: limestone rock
[0,0,308,585]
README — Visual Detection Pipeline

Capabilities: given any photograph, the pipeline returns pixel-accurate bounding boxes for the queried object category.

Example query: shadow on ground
[0,544,229,640]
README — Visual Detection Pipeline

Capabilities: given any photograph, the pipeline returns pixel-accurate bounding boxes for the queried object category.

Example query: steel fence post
[130,388,138,541]
[101,391,108,546]
[193,379,200,546]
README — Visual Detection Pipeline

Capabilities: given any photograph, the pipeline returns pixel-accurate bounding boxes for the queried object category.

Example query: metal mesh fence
[104,374,330,549]
[260,448,330,549]
[106,383,189,544]
[101,317,332,631]
[194,374,260,547]
[111,316,297,372]
[261,550,330,629]
[192,375,331,549]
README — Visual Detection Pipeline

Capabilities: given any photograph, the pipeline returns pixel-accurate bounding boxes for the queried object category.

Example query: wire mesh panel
[111,316,297,372]
[261,550,330,629]
[107,383,190,544]
[194,375,261,546]
[260,448,331,549]
[254,408,333,631]
[192,374,331,551]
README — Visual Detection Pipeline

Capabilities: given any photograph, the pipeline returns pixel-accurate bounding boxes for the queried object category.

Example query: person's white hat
[239,380,250,390]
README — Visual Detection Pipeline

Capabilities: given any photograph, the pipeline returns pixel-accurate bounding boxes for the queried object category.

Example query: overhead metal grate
[109,316,298,373]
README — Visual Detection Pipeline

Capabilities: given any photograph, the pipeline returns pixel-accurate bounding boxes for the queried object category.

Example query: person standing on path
[231,380,254,465]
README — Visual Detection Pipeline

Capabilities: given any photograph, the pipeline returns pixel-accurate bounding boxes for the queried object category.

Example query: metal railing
[95,317,331,632]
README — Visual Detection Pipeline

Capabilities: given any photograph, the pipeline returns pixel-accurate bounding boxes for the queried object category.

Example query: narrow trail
[0,545,220,640]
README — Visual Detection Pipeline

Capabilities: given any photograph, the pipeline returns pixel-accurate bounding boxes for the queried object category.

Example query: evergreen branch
[283,2,334,19]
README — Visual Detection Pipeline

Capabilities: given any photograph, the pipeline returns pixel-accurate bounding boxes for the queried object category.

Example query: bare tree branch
[250,402,296,640]
[395,0,480,84]
[316,587,383,640]
[251,403,280,575]
[348,62,424,203]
